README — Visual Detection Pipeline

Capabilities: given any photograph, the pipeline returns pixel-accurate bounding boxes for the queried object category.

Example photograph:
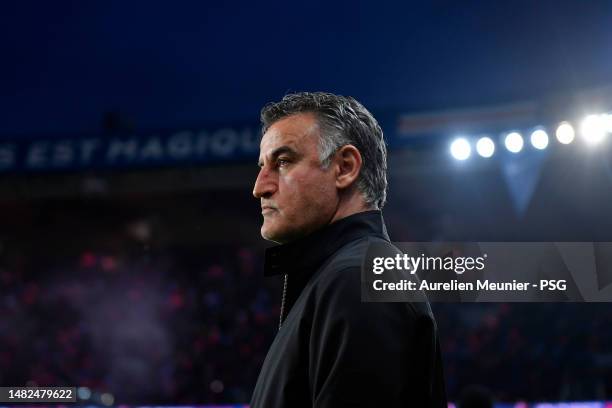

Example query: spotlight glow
[580,114,607,144]
[556,122,575,144]
[77,387,91,400]
[504,132,524,153]
[530,129,549,150]
[100,393,114,406]
[450,138,471,160]
[476,137,495,158]
[604,113,612,133]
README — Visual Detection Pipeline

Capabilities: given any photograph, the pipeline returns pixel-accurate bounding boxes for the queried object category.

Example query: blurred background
[1,1,612,407]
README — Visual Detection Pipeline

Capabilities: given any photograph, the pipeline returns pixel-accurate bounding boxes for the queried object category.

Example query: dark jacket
[250,210,447,407]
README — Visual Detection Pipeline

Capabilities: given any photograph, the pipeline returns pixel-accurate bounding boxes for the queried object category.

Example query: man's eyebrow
[258,146,299,167]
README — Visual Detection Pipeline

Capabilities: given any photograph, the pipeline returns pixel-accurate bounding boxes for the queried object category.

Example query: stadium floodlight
[580,114,607,144]
[450,137,471,160]
[604,113,612,133]
[530,129,549,150]
[476,137,495,158]
[556,122,575,144]
[504,132,524,153]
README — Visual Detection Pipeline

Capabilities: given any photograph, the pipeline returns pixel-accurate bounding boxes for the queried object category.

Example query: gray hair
[260,92,388,209]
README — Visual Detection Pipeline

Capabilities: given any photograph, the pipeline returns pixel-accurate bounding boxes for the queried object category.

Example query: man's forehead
[259,131,301,152]
[259,114,320,154]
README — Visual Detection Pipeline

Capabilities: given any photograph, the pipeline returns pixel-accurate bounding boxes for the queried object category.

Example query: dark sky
[2,0,612,138]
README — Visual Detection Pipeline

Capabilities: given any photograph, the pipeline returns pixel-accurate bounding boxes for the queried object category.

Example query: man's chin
[261,225,281,244]
[261,223,293,244]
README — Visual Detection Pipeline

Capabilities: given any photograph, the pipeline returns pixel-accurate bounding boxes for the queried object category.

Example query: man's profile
[250,92,447,407]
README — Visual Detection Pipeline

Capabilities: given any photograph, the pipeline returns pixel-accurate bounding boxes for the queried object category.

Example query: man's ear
[334,144,362,189]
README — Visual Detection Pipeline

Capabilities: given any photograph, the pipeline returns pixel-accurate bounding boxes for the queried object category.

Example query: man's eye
[277,159,290,167]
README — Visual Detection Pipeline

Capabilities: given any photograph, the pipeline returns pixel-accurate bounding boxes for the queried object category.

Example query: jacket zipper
[278,273,288,330]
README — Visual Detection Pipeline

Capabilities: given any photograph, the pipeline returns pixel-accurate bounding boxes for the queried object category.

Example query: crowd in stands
[0,243,276,404]
[1,190,611,404]
[433,302,612,402]
[2,241,611,404]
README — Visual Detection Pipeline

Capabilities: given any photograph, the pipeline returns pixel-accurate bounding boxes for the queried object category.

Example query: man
[251,92,446,407]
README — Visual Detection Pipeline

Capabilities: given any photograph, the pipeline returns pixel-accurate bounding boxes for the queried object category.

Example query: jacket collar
[264,210,389,277]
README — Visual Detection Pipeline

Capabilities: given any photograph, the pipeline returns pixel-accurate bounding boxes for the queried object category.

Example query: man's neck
[329,197,375,225]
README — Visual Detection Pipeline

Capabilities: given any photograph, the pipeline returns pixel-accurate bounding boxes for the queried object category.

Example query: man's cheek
[280,175,297,191]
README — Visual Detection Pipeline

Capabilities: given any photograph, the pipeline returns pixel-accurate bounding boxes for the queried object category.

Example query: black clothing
[250,210,447,407]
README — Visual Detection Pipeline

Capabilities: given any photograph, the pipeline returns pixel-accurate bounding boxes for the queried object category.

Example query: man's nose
[253,167,277,199]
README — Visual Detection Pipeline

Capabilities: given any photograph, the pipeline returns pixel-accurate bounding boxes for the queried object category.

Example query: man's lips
[261,205,278,214]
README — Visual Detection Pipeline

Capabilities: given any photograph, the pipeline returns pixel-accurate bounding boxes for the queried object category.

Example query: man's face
[253,113,338,243]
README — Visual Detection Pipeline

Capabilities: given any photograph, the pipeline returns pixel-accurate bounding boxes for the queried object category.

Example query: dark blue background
[2,0,612,137]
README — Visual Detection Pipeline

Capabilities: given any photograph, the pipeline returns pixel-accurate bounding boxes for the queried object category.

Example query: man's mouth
[261,206,277,214]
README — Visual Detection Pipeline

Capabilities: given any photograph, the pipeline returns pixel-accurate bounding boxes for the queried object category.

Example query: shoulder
[308,238,417,323]
[319,235,390,274]
[307,236,433,325]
